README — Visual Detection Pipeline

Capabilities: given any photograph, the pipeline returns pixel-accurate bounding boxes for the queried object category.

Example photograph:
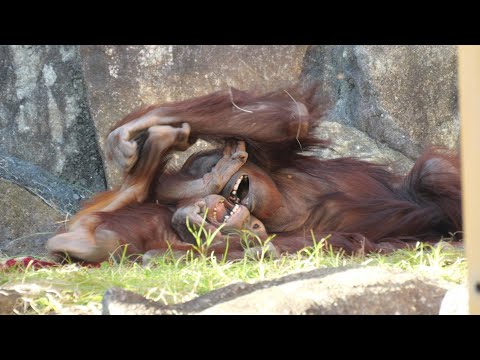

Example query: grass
[0,226,467,315]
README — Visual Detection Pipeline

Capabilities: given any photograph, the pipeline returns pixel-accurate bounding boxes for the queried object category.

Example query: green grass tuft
[0,225,466,314]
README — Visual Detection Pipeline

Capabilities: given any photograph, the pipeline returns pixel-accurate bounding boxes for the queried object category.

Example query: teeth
[231,175,248,200]
[232,176,244,192]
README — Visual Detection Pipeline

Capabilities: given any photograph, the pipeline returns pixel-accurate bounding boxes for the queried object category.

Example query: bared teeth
[231,175,246,197]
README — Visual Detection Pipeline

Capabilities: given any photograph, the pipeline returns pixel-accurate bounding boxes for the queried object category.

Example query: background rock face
[312,120,414,174]
[0,45,106,193]
[0,45,459,256]
[302,45,459,160]
[0,180,63,257]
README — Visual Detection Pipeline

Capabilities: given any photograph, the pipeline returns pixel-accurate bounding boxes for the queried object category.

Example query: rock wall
[0,45,459,256]
[0,45,106,192]
[302,45,459,159]
[0,179,64,257]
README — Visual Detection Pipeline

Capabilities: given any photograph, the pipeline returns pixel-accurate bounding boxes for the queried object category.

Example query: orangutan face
[219,162,283,223]
[181,149,283,226]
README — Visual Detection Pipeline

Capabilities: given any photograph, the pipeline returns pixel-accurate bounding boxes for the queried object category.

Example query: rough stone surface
[0,283,102,315]
[0,45,106,192]
[0,151,93,215]
[439,284,469,315]
[80,45,308,187]
[0,179,64,257]
[312,120,414,174]
[302,45,459,160]
[0,289,21,315]
[103,266,452,315]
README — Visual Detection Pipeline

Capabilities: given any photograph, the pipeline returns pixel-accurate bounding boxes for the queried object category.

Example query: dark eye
[253,223,260,230]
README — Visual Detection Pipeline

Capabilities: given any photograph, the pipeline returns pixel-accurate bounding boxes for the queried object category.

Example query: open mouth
[211,199,243,224]
[228,174,249,206]
[203,194,250,230]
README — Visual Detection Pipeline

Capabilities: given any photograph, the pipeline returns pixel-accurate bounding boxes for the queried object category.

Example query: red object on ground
[0,257,58,270]
[0,257,101,270]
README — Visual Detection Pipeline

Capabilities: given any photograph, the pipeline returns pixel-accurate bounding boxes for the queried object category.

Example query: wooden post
[458,45,480,314]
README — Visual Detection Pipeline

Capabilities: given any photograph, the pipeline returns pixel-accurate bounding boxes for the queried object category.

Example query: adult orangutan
[46,85,462,263]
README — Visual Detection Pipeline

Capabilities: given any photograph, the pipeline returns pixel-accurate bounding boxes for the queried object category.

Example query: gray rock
[439,284,469,315]
[0,283,102,314]
[79,45,308,187]
[103,287,171,315]
[0,45,106,193]
[0,152,93,215]
[0,289,21,315]
[0,179,64,257]
[102,266,451,315]
[312,120,414,174]
[302,45,459,160]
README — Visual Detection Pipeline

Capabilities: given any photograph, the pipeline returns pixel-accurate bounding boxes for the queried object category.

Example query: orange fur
[47,85,462,263]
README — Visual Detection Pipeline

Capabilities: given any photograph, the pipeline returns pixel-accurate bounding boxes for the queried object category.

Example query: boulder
[302,45,459,160]
[313,120,414,174]
[0,151,93,215]
[0,45,106,193]
[0,179,64,257]
[0,289,21,315]
[103,266,452,315]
